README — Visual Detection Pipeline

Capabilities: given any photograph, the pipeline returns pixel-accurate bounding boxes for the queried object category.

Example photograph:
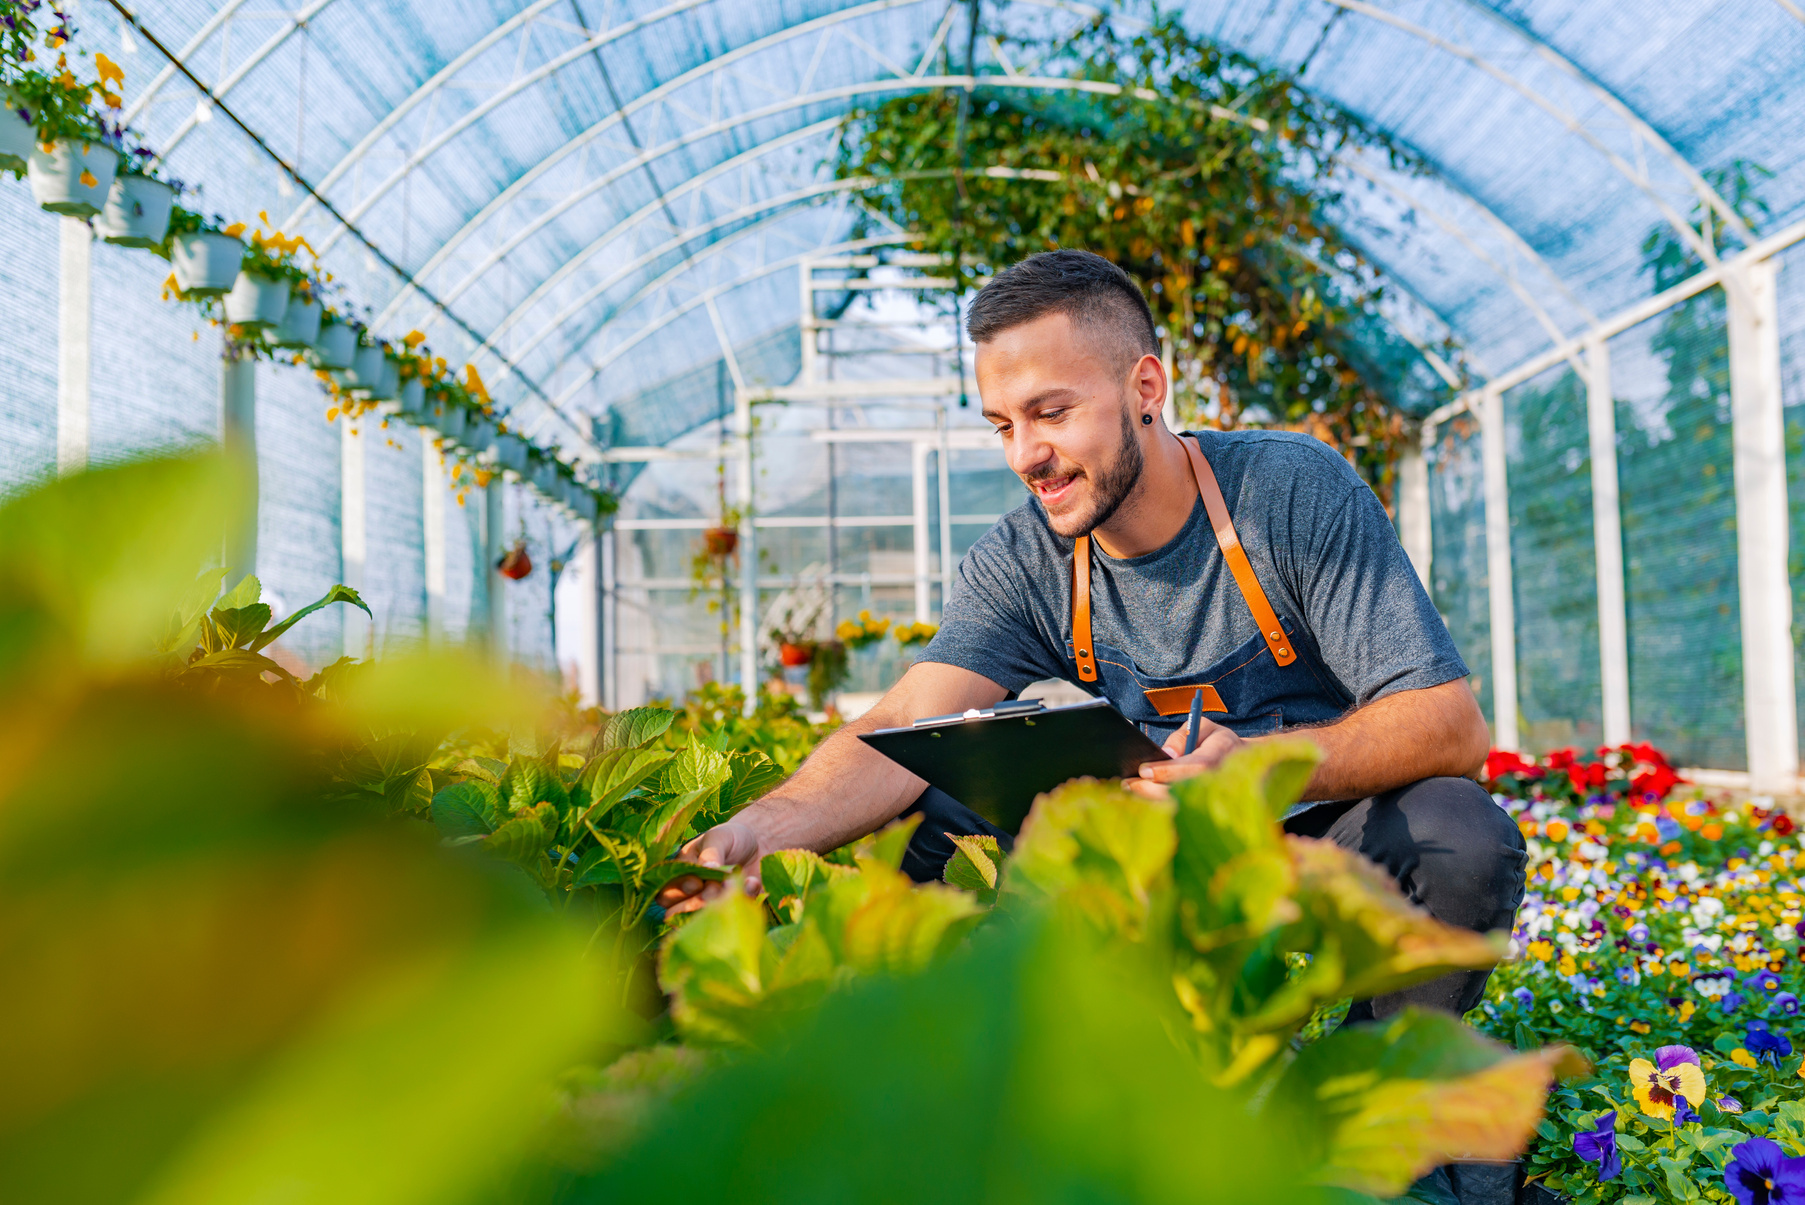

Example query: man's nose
[1007,426,1053,479]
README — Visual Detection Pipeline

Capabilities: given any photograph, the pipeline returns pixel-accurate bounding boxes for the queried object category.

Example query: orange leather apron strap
[1181,436,1297,666]
[1144,683,1227,716]
[1072,534,1098,681]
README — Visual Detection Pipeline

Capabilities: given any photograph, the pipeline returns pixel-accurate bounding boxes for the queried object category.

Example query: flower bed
[1475,744,1805,1203]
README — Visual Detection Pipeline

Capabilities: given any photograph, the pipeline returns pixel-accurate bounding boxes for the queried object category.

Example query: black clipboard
[858,697,1170,834]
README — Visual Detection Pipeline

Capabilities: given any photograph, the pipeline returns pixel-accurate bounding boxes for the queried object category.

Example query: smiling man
[662,249,1526,1022]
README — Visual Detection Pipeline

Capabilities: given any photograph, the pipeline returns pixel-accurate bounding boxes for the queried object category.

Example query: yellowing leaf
[1009,778,1175,941]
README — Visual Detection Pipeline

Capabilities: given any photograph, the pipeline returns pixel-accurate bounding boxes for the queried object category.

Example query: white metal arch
[1320,0,1751,263]
[120,0,255,126]
[151,0,341,161]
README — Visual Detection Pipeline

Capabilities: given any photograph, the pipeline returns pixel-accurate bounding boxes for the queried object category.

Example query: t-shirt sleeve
[915,528,1067,693]
[1284,466,1469,707]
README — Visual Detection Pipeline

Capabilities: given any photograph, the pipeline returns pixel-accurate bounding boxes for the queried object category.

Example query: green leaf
[432,781,500,840]
[598,707,676,753]
[182,648,299,684]
[572,847,623,887]
[485,802,557,866]
[207,603,273,650]
[648,860,731,890]
[721,750,785,813]
[573,747,675,829]
[249,584,372,652]
[638,743,731,863]
[657,881,774,1046]
[758,849,851,924]
[500,754,568,815]
[1007,778,1176,942]
[156,567,231,658]
[944,834,1004,905]
[215,573,262,610]
[854,813,925,873]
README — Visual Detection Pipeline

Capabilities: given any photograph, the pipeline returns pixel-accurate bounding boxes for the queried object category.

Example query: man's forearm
[1276,678,1491,802]
[734,713,929,854]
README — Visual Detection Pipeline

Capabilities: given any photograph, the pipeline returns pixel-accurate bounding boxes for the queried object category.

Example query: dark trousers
[898,775,1527,1019]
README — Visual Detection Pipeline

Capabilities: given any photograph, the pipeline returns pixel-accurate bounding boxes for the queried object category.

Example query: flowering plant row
[1474,742,1805,1202]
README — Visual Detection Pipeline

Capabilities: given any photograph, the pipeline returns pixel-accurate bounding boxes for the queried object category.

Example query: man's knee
[1362,777,1527,933]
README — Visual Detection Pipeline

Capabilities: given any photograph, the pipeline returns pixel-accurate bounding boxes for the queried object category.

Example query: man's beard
[1030,406,1145,539]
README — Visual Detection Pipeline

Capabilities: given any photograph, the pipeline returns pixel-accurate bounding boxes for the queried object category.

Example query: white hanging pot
[0,96,37,176]
[28,140,118,218]
[531,459,561,495]
[371,357,401,401]
[432,400,468,443]
[339,343,385,394]
[493,433,529,475]
[169,231,245,297]
[312,318,357,369]
[570,488,599,522]
[222,272,291,329]
[464,417,498,457]
[396,377,427,418]
[95,174,175,248]
[266,295,323,349]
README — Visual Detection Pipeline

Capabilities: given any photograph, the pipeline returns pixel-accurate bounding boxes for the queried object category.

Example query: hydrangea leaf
[208,602,272,650]
[597,707,676,754]
[812,860,986,976]
[500,754,568,816]
[852,813,925,872]
[573,747,674,830]
[638,743,731,863]
[721,750,784,814]
[1170,739,1319,909]
[248,584,370,653]
[431,780,500,839]
[945,834,1004,905]
[484,801,557,866]
[658,880,773,1046]
[1008,778,1175,941]
[759,849,852,924]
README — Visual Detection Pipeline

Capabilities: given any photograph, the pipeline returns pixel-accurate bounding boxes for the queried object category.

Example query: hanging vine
[835,7,1464,497]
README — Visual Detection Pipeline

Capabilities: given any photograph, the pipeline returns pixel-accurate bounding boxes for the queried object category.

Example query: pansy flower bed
[1474,744,1805,1202]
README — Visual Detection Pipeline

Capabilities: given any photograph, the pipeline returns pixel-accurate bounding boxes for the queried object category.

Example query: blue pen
[1184,689,1204,756]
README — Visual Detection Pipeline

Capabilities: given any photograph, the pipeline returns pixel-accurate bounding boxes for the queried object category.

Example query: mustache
[1021,461,1082,484]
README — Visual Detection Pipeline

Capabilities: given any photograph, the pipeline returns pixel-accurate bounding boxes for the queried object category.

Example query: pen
[1184,689,1204,756]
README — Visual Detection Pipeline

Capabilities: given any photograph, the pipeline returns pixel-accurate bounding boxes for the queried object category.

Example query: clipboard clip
[911,697,1047,728]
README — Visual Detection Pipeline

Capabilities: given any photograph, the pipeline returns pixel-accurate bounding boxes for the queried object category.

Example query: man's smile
[1031,473,1080,506]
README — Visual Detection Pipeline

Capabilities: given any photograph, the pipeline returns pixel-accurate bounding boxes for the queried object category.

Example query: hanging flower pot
[221,271,291,330]
[530,458,562,496]
[570,489,600,523]
[266,295,322,349]
[703,526,739,558]
[498,541,533,581]
[394,377,427,419]
[95,174,175,248]
[371,356,401,402]
[169,231,244,297]
[492,432,529,475]
[312,318,356,369]
[779,642,814,668]
[0,96,33,177]
[463,417,498,457]
[28,140,118,218]
[432,399,469,443]
[340,342,386,395]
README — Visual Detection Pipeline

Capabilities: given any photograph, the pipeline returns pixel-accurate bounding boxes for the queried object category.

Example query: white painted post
[57,216,91,476]
[601,524,618,711]
[1583,338,1632,746]
[1398,437,1432,587]
[936,408,954,612]
[484,478,507,665]
[341,418,369,657]
[422,439,446,643]
[911,439,932,623]
[220,343,258,582]
[736,388,759,710]
[1726,260,1799,790]
[1480,387,1520,751]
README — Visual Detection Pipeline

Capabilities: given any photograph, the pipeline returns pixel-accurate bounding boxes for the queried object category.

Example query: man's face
[976,311,1148,539]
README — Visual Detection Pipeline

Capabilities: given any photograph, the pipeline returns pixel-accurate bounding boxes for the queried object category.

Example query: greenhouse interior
[7,1,1805,1202]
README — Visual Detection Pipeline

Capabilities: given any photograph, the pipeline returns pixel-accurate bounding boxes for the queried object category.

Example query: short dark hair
[965,249,1159,372]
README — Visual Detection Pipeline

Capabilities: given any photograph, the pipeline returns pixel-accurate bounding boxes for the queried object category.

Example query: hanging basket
[0,98,33,176]
[222,272,291,330]
[570,488,600,523]
[492,432,529,475]
[312,318,356,369]
[169,231,244,297]
[28,140,118,218]
[498,543,533,581]
[431,399,468,443]
[703,526,739,558]
[265,295,322,349]
[95,174,175,248]
[463,417,498,457]
[370,356,401,402]
[394,377,427,419]
[778,642,814,668]
[339,343,386,395]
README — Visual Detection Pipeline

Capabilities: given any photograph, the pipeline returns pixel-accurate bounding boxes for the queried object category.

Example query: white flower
[1775,924,1797,944]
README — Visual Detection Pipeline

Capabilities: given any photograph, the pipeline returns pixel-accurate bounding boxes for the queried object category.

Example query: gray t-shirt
[920,429,1468,730]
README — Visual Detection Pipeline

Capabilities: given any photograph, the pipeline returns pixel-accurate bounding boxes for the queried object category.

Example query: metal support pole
[483,478,507,665]
[57,217,91,477]
[1727,260,1798,790]
[736,388,758,712]
[1583,338,1632,746]
[1480,387,1519,751]
[220,343,258,582]
[911,439,932,622]
[341,417,368,657]
[1397,436,1432,588]
[422,439,447,643]
[601,524,618,710]
[936,407,954,612]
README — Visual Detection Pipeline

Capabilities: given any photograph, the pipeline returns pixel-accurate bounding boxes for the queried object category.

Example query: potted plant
[311,311,357,369]
[265,279,323,349]
[0,89,32,177]
[336,339,386,396]
[163,207,243,297]
[14,49,123,217]
[428,389,469,443]
[497,538,532,580]
[95,141,177,248]
[222,216,310,330]
[492,430,528,475]
[0,3,45,177]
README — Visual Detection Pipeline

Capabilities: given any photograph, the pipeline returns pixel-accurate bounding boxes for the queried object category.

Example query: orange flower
[78,169,97,188]
[1546,819,1571,842]
[1702,823,1724,841]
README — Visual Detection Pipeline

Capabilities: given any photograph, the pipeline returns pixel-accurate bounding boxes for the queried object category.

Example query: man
[662,249,1525,1021]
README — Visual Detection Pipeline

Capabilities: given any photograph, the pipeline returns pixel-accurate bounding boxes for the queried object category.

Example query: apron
[1066,435,1351,745]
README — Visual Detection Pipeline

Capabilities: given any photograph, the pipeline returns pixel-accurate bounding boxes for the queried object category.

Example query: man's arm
[1133,677,1489,801]
[657,661,1008,914]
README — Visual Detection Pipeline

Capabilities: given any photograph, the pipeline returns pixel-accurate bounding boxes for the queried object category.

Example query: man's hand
[656,818,762,916]
[1126,715,1245,798]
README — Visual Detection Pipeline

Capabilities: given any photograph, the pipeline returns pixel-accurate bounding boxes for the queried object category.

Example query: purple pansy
[1775,992,1800,1016]
[1721,1096,1746,1113]
[1512,986,1534,1008]
[1747,1024,1794,1066]
[1656,1045,1701,1070]
[1726,1136,1805,1205]
[1726,991,1749,1012]
[1629,922,1651,942]
[1750,969,1786,993]
[1571,1111,1620,1182]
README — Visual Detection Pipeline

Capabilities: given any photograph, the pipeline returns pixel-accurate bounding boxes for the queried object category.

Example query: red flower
[1546,748,1578,771]
[1775,814,1797,837]
[1485,750,1541,781]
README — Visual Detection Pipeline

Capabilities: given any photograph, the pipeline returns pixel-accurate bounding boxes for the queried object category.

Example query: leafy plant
[153,568,370,691]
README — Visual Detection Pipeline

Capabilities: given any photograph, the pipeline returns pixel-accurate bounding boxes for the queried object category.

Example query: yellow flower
[1557,954,1577,976]
[1630,1021,1651,1034]
[1527,940,1554,962]
[222,222,246,239]
[78,169,96,188]
[1678,1000,1696,1023]
[1628,1055,1707,1119]
[1732,1048,1759,1069]
[404,329,427,347]
[95,53,125,88]
[1669,961,1690,977]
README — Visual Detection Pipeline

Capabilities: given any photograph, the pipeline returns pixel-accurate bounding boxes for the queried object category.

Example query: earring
[1141,413,1153,425]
